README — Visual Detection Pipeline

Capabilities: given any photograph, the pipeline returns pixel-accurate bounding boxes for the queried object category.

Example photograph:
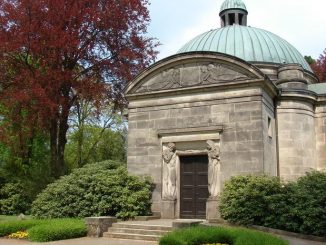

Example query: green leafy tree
[66,96,126,168]
[65,126,126,169]
[0,0,157,178]
[304,55,316,65]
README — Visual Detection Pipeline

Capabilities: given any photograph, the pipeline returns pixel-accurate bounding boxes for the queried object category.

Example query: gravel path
[280,235,326,245]
[0,238,156,245]
[0,235,325,245]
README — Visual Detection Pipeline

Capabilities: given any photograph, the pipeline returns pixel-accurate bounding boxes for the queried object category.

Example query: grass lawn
[0,216,87,242]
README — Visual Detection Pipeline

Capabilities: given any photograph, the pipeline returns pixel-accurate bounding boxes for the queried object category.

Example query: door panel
[180,155,209,219]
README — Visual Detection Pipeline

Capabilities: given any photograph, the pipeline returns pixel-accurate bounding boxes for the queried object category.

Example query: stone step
[111,223,174,231]
[103,232,161,241]
[107,227,169,236]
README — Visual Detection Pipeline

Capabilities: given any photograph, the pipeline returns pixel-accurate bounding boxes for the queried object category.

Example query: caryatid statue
[162,142,177,200]
[206,140,221,198]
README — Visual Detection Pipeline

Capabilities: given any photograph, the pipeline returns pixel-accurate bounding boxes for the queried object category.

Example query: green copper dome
[178,25,312,72]
[220,0,247,13]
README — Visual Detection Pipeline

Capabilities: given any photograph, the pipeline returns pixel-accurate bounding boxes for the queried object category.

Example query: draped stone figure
[162,142,177,200]
[206,140,221,198]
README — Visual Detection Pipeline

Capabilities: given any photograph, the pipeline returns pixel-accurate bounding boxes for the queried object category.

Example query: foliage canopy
[0,0,157,177]
[312,49,326,82]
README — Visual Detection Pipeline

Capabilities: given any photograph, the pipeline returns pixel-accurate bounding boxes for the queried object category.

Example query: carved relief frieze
[136,68,181,93]
[135,63,249,93]
[200,64,247,84]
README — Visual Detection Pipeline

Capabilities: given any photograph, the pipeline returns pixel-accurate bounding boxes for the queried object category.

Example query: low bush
[0,218,86,242]
[27,219,86,242]
[0,219,43,237]
[220,171,326,237]
[286,171,326,237]
[31,160,153,219]
[219,175,283,226]
[159,226,288,245]
[0,182,32,215]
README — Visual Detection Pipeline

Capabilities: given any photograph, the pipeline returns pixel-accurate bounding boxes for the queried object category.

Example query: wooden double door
[180,155,209,219]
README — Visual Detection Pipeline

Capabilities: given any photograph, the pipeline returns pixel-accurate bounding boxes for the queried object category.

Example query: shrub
[0,218,86,242]
[220,171,326,237]
[0,182,31,215]
[27,219,86,242]
[0,220,42,237]
[219,175,283,226]
[31,160,153,219]
[159,226,288,245]
[286,171,326,237]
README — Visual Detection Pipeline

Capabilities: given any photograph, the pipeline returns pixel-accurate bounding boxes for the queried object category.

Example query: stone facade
[124,0,324,221]
[315,101,326,171]
[124,51,324,219]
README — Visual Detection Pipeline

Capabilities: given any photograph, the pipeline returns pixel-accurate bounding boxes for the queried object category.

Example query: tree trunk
[50,119,60,178]
[49,84,73,178]
[58,105,69,174]
[50,110,69,178]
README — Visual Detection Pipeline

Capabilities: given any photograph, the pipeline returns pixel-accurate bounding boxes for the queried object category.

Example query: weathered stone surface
[85,217,117,238]
[134,62,251,93]
[277,98,316,180]
[123,52,323,220]
[172,220,203,228]
[161,200,176,219]
[206,198,221,220]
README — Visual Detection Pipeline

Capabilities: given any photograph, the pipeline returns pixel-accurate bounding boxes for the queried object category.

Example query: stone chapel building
[124,0,326,220]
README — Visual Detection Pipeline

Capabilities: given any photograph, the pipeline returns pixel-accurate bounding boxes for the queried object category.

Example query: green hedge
[159,226,288,245]
[31,160,153,219]
[28,219,86,242]
[0,218,86,242]
[0,220,42,237]
[220,171,326,237]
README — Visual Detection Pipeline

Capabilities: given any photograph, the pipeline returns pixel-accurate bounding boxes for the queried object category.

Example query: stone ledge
[172,220,203,228]
[85,216,117,238]
[158,126,223,136]
[251,225,326,242]
[134,215,161,221]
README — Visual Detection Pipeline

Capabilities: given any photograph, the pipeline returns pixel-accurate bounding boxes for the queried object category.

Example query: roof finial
[219,0,248,27]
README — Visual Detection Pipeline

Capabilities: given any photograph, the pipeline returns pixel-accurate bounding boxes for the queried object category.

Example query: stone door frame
[158,126,222,219]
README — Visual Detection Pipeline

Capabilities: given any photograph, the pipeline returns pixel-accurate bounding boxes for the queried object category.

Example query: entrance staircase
[103,220,174,241]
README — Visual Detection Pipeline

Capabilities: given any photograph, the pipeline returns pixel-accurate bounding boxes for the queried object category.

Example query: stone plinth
[85,216,117,237]
[172,220,203,228]
[206,197,221,221]
[161,199,176,219]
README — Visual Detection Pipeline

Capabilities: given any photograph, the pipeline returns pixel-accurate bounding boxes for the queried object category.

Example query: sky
[147,0,326,61]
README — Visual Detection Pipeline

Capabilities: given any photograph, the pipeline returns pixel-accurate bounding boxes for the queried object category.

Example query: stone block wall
[261,91,277,176]
[127,86,275,214]
[277,99,316,181]
[315,103,326,171]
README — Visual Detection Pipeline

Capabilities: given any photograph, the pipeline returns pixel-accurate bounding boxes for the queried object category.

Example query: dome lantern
[219,0,248,27]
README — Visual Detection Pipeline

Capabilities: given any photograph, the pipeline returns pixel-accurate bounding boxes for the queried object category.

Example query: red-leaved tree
[0,0,158,177]
[312,49,326,82]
